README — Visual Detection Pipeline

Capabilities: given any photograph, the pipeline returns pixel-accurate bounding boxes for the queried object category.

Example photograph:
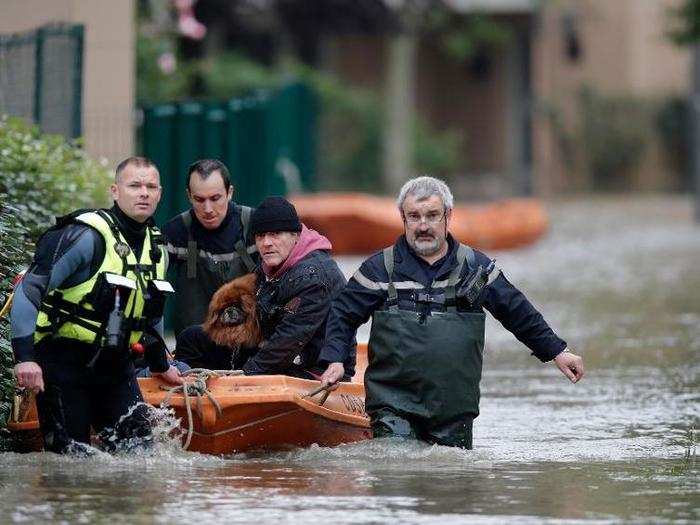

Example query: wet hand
[14,361,44,393]
[153,365,184,385]
[320,362,345,391]
[554,349,584,383]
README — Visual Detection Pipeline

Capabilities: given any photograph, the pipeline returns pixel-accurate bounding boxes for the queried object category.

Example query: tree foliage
[668,0,700,45]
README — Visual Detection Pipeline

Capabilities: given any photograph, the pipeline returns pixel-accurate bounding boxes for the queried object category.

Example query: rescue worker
[319,176,584,449]
[163,159,257,336]
[11,157,182,454]
[175,196,355,378]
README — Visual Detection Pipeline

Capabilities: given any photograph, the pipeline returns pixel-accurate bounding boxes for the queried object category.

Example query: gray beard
[411,237,441,256]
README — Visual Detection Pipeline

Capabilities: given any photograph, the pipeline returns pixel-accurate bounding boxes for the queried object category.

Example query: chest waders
[173,205,256,334]
[366,243,485,428]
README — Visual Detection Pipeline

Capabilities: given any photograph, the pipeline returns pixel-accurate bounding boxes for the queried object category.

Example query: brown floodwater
[1,196,697,524]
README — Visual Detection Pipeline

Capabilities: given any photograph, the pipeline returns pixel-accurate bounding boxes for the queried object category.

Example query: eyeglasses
[403,211,446,225]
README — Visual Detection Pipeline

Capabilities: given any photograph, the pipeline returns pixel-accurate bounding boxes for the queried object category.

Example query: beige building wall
[0,0,135,164]
[532,0,690,194]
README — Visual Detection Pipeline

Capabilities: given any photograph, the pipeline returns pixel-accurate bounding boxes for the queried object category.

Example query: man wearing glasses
[318,176,584,449]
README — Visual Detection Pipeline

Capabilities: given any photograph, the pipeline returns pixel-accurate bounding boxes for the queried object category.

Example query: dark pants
[36,339,153,454]
[174,325,240,370]
[174,325,341,379]
[370,408,475,449]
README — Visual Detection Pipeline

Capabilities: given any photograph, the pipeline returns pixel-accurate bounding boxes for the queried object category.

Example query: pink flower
[158,52,177,75]
[178,14,206,40]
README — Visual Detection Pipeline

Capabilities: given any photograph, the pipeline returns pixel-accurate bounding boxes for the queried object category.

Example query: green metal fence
[141,83,318,224]
[0,23,84,138]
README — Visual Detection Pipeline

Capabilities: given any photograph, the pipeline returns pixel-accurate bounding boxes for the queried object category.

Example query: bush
[0,116,112,238]
[578,87,651,190]
[0,115,112,428]
[295,64,460,192]
[0,206,27,430]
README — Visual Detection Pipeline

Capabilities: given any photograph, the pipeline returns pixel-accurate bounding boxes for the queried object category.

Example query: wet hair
[115,156,158,182]
[187,159,232,192]
[396,176,454,213]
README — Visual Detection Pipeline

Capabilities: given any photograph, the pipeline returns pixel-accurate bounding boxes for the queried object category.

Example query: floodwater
[1,196,698,524]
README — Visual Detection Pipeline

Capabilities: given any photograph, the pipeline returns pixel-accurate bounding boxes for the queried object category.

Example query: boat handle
[303,384,332,406]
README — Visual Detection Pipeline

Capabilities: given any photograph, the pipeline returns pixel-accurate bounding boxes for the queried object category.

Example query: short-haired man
[175,196,355,378]
[11,157,182,454]
[319,176,584,449]
[163,159,257,336]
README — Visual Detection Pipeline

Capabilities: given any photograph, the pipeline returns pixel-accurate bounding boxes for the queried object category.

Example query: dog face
[202,272,261,348]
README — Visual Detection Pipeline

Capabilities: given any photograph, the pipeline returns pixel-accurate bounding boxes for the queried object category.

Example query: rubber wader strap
[181,212,197,280]
[382,246,398,310]
[444,244,471,311]
[235,205,256,272]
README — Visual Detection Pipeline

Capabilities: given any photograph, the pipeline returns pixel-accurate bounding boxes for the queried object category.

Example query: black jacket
[163,202,257,335]
[320,235,567,365]
[242,249,354,377]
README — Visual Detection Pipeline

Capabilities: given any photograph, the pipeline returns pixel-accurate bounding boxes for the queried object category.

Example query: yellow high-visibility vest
[35,210,167,347]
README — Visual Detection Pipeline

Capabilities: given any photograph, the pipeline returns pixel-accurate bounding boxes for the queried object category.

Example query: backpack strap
[234,205,256,272]
[444,243,471,311]
[382,246,398,311]
[179,211,198,280]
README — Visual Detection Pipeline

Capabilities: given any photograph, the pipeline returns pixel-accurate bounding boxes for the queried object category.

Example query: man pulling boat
[319,176,584,449]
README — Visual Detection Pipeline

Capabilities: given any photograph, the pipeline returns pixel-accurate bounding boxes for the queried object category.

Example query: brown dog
[202,272,261,348]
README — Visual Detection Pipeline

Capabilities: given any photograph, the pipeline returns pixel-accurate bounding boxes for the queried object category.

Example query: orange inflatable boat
[290,193,548,254]
[5,345,371,455]
[142,373,370,454]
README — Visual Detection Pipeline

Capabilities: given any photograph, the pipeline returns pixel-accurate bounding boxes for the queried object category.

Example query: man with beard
[318,176,584,449]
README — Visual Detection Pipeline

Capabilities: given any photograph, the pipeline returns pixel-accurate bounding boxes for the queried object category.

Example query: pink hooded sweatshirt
[261,224,332,279]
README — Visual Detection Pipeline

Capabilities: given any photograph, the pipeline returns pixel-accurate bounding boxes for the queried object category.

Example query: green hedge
[0,115,112,430]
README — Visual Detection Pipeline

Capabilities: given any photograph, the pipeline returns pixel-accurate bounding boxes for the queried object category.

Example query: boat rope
[158,369,242,450]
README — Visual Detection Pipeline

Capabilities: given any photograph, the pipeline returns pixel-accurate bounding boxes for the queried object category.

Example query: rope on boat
[159,369,242,450]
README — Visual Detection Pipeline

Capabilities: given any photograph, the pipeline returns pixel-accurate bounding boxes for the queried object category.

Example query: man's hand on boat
[553,349,585,383]
[320,362,345,390]
[152,364,185,385]
[14,361,45,393]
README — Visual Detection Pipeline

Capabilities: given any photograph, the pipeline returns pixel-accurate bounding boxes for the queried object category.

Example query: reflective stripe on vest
[352,245,488,294]
[35,211,167,346]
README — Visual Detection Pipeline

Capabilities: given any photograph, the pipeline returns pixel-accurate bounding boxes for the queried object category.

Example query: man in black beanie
[174,196,355,379]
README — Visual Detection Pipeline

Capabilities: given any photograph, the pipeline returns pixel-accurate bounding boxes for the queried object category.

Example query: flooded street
[1,196,698,524]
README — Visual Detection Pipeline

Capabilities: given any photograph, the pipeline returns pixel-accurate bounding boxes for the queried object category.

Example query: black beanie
[250,196,302,235]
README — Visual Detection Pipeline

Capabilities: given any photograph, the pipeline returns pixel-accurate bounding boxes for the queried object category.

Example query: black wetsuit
[10,206,169,453]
